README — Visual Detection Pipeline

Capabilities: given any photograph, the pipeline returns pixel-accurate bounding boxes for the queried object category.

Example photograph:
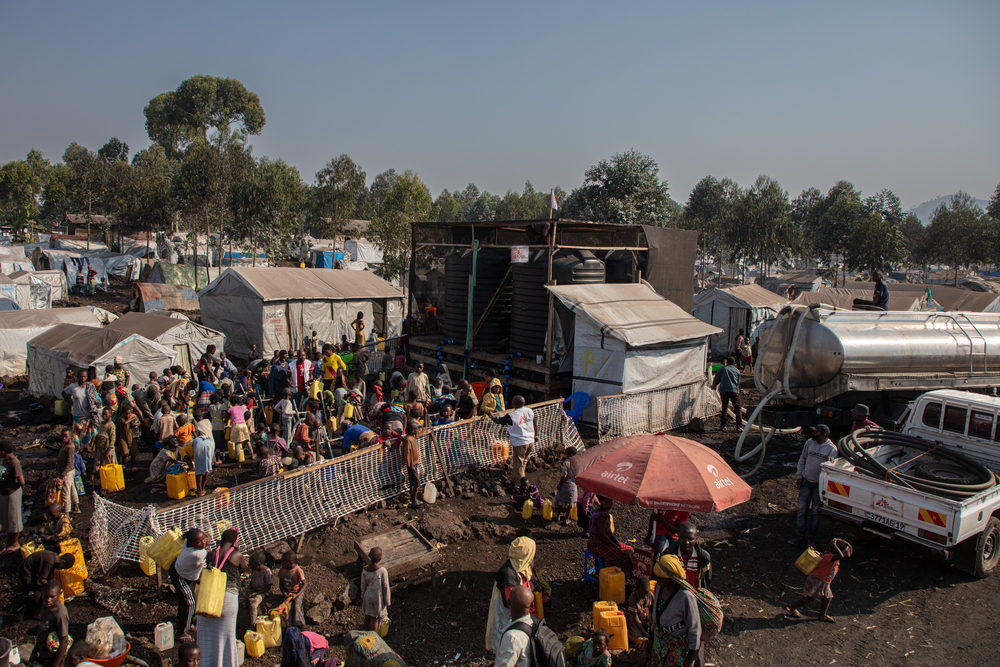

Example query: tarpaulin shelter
[791,288,921,312]
[105,312,225,375]
[9,270,68,301]
[0,273,33,309]
[199,267,403,357]
[139,261,213,289]
[844,281,1000,313]
[547,282,721,421]
[692,284,787,358]
[344,239,384,264]
[0,298,17,311]
[131,282,200,312]
[0,307,102,376]
[0,254,33,274]
[52,238,109,253]
[60,255,109,292]
[27,324,177,397]
[90,252,141,280]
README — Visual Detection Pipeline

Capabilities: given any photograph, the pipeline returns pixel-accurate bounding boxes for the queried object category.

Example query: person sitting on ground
[360,546,391,633]
[257,446,282,477]
[171,528,209,642]
[290,445,316,468]
[39,502,73,547]
[664,521,712,589]
[30,580,70,667]
[623,575,654,664]
[553,446,578,525]
[479,377,506,417]
[576,629,612,667]
[786,538,853,623]
[279,551,307,629]
[68,640,102,667]
[146,435,179,483]
[511,476,543,511]
[587,496,634,576]
[243,551,273,628]
[850,403,878,432]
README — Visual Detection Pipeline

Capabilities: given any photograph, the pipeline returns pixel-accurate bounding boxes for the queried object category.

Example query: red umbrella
[574,433,752,512]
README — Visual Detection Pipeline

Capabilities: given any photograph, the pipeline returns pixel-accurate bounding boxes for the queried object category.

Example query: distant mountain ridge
[908,194,990,224]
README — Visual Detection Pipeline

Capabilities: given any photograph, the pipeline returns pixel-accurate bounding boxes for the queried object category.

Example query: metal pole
[464,239,479,378]
[544,222,558,369]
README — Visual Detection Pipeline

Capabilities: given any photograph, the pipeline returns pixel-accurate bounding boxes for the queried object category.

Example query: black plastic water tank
[509,250,606,357]
[442,248,512,348]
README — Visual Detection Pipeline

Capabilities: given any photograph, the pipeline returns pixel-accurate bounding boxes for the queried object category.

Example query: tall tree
[62,142,106,246]
[899,212,928,278]
[563,149,671,225]
[309,154,366,236]
[844,189,907,276]
[734,175,795,283]
[230,157,305,264]
[926,191,989,284]
[683,175,741,284]
[121,146,177,252]
[988,182,1000,222]
[369,170,433,282]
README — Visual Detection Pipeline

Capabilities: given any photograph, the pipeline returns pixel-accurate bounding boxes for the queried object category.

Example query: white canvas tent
[0,273,32,309]
[105,312,225,375]
[692,284,787,358]
[199,267,403,357]
[27,324,177,397]
[0,307,102,376]
[9,270,68,301]
[548,282,722,422]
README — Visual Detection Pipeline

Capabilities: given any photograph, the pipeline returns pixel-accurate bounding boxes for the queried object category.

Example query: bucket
[0,638,11,667]
[470,381,487,399]
[89,642,130,667]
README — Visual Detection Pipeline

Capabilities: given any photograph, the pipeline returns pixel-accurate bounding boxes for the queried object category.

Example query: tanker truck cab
[820,389,1000,578]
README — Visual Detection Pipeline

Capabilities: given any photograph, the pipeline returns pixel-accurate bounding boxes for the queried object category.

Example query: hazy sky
[1,1,997,210]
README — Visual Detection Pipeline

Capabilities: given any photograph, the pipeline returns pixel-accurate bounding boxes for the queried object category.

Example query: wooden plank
[429,431,454,495]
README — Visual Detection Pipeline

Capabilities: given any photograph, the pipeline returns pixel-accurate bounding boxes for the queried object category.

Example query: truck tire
[969,517,1000,579]
[914,461,981,486]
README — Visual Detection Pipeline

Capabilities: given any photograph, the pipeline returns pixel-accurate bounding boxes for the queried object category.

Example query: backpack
[504,619,566,667]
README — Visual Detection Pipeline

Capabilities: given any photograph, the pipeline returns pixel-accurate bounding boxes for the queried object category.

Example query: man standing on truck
[712,357,743,430]
[791,424,838,547]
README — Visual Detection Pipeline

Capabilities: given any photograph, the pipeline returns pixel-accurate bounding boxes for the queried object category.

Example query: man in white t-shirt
[491,395,535,486]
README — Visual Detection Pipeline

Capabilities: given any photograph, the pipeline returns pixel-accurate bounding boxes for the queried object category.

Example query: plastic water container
[187,471,197,491]
[795,547,822,575]
[257,617,281,648]
[377,620,389,638]
[99,464,124,493]
[196,567,226,617]
[492,441,510,462]
[599,611,629,651]
[542,499,553,521]
[244,631,265,658]
[228,439,245,462]
[236,640,245,666]
[139,537,157,576]
[154,622,174,651]
[147,528,183,569]
[54,399,71,416]
[600,566,626,605]
[166,472,187,500]
[423,482,438,504]
[521,499,533,519]
[592,601,618,627]
[569,505,578,521]
[533,590,545,620]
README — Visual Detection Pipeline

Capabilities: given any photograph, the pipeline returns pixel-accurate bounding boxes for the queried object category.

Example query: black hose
[836,430,998,500]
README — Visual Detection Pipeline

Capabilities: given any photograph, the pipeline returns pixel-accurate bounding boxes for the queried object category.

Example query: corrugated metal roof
[207,267,402,301]
[547,282,722,347]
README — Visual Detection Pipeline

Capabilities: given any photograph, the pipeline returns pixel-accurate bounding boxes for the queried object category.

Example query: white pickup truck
[819,389,1000,578]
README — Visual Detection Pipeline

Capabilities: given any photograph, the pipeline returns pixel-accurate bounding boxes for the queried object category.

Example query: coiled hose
[837,430,998,500]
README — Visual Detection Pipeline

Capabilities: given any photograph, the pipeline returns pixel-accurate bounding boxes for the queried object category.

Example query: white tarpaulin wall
[692,285,786,358]
[10,270,68,301]
[549,282,721,424]
[345,240,384,264]
[0,275,30,309]
[27,325,177,397]
[0,308,102,375]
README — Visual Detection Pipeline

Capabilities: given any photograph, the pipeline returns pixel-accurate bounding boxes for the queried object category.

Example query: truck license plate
[865,511,905,531]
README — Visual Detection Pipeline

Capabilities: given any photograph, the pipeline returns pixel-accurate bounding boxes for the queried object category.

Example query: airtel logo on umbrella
[601,461,633,485]
[707,463,734,489]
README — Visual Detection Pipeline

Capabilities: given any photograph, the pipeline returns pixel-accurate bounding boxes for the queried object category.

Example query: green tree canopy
[308,154,366,236]
[563,149,671,225]
[369,170,433,281]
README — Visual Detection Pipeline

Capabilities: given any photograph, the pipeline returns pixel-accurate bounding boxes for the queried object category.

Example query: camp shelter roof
[200,267,402,301]
[0,307,101,331]
[847,282,1000,312]
[106,311,223,343]
[693,284,787,310]
[140,261,213,288]
[131,282,199,312]
[27,324,166,367]
[547,282,721,348]
[778,270,821,283]
[792,288,920,311]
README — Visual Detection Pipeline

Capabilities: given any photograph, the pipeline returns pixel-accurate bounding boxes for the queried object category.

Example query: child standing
[403,419,421,509]
[243,551,273,628]
[553,447,578,525]
[360,546,391,633]
[786,538,853,622]
[279,551,306,628]
[275,387,296,444]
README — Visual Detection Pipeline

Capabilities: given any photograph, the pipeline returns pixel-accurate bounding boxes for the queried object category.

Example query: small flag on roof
[550,189,558,210]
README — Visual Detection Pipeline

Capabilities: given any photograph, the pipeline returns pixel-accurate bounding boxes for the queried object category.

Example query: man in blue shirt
[712,357,743,430]
[871,270,889,310]
[342,423,376,453]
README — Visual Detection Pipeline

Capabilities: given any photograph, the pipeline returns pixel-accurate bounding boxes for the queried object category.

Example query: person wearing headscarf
[199,528,247,667]
[280,626,310,667]
[111,356,129,389]
[485,536,537,652]
[650,554,703,667]
[436,363,454,391]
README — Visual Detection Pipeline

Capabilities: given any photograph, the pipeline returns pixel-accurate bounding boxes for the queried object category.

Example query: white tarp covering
[90,252,141,280]
[105,312,225,371]
[549,282,722,423]
[0,308,102,376]
[0,275,30,309]
[0,258,33,274]
[53,238,109,253]
[692,284,787,357]
[9,270,68,301]
[345,240,384,264]
[27,324,177,397]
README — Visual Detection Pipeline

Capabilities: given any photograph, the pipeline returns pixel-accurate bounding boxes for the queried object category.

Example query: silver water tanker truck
[734,304,1000,469]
